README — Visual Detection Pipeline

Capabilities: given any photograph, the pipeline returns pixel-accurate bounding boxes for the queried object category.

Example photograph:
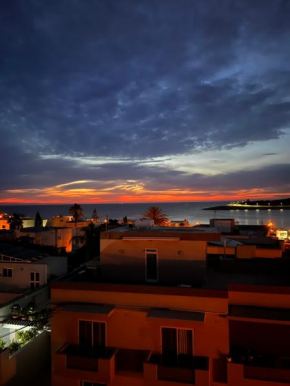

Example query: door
[146,249,158,282]
[162,327,193,365]
[79,321,106,349]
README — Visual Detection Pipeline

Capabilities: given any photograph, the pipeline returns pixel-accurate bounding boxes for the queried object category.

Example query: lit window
[30,272,40,289]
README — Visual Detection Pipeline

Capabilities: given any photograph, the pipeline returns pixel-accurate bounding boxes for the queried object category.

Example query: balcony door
[161,327,193,365]
[79,321,106,350]
[145,249,158,282]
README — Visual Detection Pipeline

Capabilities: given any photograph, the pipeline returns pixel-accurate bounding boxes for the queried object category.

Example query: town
[0,205,290,385]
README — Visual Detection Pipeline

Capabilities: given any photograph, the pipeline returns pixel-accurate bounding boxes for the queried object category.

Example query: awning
[147,309,204,322]
[62,304,114,315]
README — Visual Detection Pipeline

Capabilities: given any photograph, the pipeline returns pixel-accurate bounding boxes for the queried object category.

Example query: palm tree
[69,204,84,227]
[143,206,168,226]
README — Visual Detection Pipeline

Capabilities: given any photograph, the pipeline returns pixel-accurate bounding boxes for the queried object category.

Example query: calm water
[1,202,290,228]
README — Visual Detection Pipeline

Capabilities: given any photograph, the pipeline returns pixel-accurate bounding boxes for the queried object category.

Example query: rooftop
[101,225,220,241]
[0,243,50,262]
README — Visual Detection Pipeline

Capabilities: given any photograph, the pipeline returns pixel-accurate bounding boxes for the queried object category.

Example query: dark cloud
[0,0,290,196]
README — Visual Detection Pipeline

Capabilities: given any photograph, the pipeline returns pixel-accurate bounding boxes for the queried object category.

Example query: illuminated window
[3,268,13,278]
[30,272,40,289]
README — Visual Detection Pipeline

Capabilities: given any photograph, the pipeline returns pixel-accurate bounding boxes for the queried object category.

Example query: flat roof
[101,226,220,241]
[108,226,218,233]
[0,243,48,261]
[51,281,228,299]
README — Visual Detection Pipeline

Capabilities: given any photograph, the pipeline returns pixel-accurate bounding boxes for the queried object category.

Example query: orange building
[51,275,290,386]
[51,280,228,386]
[50,225,290,386]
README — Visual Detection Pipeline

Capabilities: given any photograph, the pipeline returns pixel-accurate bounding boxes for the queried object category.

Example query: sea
[1,202,290,228]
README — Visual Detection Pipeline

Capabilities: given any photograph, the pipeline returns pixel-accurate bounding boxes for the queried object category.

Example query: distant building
[15,227,86,253]
[51,216,91,228]
[0,243,67,303]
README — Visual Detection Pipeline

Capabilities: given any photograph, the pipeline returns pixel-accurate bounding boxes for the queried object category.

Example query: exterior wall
[51,283,228,386]
[51,216,90,228]
[0,262,47,291]
[228,285,290,309]
[101,238,209,286]
[0,220,9,230]
[0,349,16,385]
[207,245,236,256]
[208,245,282,259]
[255,248,282,258]
[22,219,48,228]
[17,228,73,252]
[36,256,67,278]
[236,245,256,259]
[4,331,50,386]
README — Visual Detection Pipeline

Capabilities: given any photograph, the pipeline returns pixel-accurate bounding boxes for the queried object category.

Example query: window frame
[160,326,194,357]
[30,271,40,289]
[145,248,159,283]
[3,268,13,278]
[78,319,107,348]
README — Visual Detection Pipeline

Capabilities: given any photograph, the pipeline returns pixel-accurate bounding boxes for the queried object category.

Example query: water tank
[134,218,154,228]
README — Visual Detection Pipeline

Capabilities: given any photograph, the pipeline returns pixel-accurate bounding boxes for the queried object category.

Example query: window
[79,321,106,349]
[3,268,13,278]
[30,272,40,289]
[162,327,193,363]
[81,382,106,386]
[145,249,158,282]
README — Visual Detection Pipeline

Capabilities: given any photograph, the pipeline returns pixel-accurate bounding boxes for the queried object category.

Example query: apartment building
[100,226,220,287]
[51,270,290,386]
[49,225,290,386]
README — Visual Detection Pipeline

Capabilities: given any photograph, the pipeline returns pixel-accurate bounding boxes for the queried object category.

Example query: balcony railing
[61,345,116,371]
[115,348,150,374]
[228,351,290,384]
[54,344,117,383]
[144,353,209,385]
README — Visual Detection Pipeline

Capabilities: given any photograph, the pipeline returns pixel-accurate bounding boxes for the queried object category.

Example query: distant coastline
[204,198,290,211]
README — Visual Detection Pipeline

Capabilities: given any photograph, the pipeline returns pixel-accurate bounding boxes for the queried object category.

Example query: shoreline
[204,205,290,211]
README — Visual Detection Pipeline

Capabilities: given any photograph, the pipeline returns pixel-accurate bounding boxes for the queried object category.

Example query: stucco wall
[100,239,208,285]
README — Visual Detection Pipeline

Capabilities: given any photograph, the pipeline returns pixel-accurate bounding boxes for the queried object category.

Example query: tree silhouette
[69,204,84,227]
[8,213,23,230]
[143,206,168,226]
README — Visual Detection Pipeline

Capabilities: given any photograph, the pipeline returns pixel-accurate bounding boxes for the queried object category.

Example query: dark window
[30,272,34,281]
[79,321,106,349]
[81,382,106,386]
[3,268,13,278]
[35,273,40,281]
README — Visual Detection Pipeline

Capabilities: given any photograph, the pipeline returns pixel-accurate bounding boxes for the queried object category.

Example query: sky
[1,0,290,204]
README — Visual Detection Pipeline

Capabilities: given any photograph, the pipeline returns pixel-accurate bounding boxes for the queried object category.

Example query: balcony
[114,348,150,378]
[227,353,290,385]
[53,344,118,383]
[144,353,209,386]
